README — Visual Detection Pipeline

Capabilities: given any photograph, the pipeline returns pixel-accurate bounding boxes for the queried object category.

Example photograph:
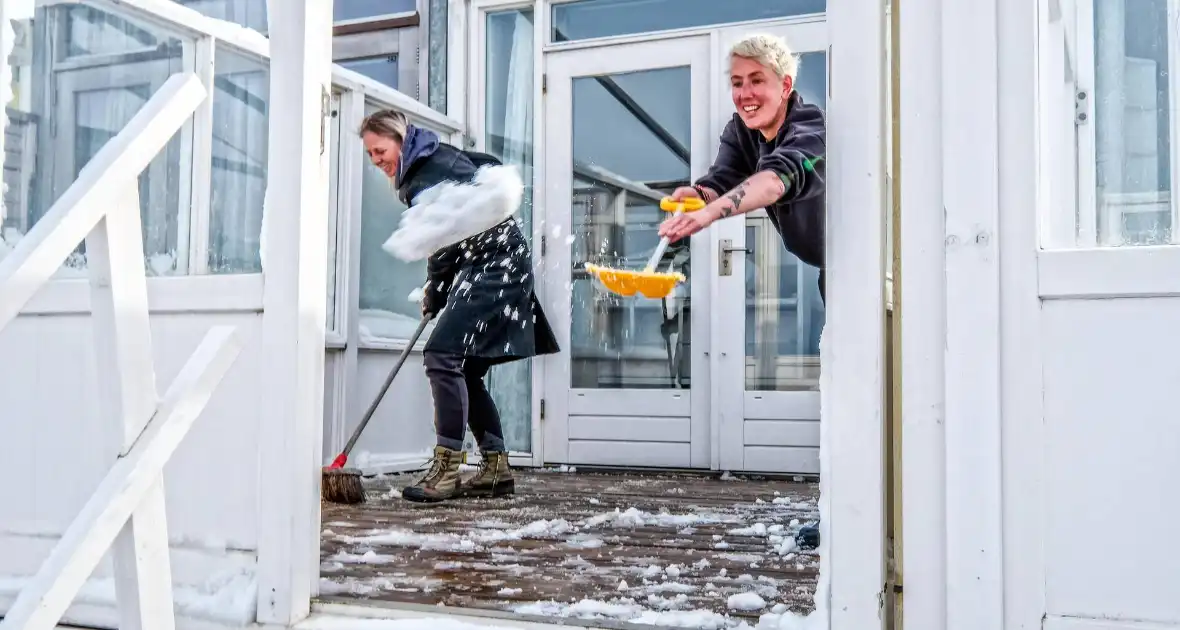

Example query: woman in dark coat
[360,109,559,503]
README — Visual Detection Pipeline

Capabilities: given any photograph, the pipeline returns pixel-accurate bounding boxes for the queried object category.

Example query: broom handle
[341,311,435,457]
[644,208,683,272]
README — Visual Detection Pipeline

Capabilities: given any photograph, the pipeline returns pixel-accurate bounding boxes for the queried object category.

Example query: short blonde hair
[359,108,409,143]
[729,34,798,83]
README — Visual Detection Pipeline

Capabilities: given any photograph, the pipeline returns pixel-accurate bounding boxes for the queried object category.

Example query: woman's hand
[658,208,717,242]
[669,186,701,203]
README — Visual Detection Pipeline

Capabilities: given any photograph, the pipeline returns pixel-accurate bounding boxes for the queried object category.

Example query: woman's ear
[783,75,794,97]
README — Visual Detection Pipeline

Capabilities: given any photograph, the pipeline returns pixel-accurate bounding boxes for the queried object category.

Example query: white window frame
[1045,0,1180,248]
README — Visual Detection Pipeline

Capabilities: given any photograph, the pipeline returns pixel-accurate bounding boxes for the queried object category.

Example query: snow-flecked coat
[394,125,559,363]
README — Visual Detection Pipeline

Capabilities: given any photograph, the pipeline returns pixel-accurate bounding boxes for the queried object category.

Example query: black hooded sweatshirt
[694,91,826,271]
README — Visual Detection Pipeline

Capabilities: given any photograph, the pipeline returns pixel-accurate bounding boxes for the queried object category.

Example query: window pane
[744,51,826,392]
[552,0,825,42]
[484,8,534,453]
[335,0,417,22]
[338,55,399,90]
[1,6,188,277]
[1092,0,1175,246]
[357,105,436,342]
[171,0,269,32]
[207,48,269,274]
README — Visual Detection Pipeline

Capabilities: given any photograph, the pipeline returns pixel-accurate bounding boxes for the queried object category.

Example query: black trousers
[423,351,506,453]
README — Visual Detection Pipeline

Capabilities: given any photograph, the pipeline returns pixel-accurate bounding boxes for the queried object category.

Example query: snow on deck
[319,469,820,630]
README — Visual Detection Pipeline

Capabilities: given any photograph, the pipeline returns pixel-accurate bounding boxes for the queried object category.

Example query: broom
[322,311,436,504]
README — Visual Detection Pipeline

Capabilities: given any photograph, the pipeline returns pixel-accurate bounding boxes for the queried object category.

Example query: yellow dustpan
[584,196,707,299]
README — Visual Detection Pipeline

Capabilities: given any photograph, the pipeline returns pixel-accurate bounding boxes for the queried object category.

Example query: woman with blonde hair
[661,33,825,549]
[359,109,559,503]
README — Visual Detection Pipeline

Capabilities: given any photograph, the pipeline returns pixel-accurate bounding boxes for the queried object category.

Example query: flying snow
[382,165,523,262]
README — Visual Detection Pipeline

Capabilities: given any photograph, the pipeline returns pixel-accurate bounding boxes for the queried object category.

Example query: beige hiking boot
[401,445,463,503]
[457,450,515,498]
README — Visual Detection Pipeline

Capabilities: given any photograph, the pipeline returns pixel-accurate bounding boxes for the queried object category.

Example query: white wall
[0,288,265,629]
[321,349,436,473]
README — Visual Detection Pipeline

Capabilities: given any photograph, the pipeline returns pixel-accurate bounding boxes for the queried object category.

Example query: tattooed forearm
[709,171,792,220]
[720,182,749,218]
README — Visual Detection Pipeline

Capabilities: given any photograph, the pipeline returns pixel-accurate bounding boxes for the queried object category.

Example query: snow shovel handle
[645,208,682,272]
[341,311,436,457]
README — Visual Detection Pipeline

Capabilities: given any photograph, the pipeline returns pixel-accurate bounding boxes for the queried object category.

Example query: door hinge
[540,233,547,257]
[320,85,330,155]
[542,73,548,94]
[1075,88,1089,125]
[540,398,546,421]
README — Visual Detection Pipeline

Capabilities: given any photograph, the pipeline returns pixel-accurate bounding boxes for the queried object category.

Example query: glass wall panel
[1,6,187,276]
[552,0,824,42]
[483,8,534,453]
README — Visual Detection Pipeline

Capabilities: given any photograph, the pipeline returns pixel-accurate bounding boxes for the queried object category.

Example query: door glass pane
[745,50,826,392]
[552,0,825,42]
[484,8,535,452]
[570,66,692,390]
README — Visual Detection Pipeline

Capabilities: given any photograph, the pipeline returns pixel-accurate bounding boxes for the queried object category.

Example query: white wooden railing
[0,73,244,630]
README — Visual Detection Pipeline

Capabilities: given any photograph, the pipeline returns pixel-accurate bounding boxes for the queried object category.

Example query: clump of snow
[497,587,522,596]
[407,286,426,302]
[382,165,523,261]
[512,599,730,630]
[728,592,767,611]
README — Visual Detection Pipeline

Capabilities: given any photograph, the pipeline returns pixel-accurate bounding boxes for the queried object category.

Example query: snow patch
[0,567,257,626]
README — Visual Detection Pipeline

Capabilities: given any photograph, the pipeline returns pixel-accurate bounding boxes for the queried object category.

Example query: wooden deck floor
[319,468,820,629]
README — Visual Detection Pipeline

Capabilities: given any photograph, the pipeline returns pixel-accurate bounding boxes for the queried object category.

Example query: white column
[825,0,887,628]
[942,0,1005,628]
[898,0,949,627]
[256,0,333,625]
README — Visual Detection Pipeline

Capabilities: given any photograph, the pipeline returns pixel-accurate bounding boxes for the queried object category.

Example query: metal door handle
[718,238,749,276]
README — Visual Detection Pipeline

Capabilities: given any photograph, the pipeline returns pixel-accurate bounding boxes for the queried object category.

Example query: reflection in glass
[744,51,826,392]
[334,0,418,22]
[1093,0,1174,245]
[207,49,269,274]
[483,8,535,452]
[338,55,400,90]
[552,0,825,42]
[0,6,185,276]
[570,67,692,390]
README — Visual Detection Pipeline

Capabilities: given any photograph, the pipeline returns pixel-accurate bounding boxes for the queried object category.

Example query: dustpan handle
[342,311,436,457]
[645,208,682,271]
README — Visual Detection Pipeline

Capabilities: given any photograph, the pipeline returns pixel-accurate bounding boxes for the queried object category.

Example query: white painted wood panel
[742,447,818,476]
[1041,299,1180,624]
[0,311,264,629]
[334,350,436,474]
[566,441,691,469]
[743,420,819,447]
[1045,617,1180,630]
[568,416,690,443]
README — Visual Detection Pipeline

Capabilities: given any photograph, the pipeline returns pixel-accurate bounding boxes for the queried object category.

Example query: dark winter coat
[394,125,560,364]
[695,91,826,271]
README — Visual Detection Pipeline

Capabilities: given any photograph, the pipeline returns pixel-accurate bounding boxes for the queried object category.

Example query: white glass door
[712,20,828,474]
[540,36,712,468]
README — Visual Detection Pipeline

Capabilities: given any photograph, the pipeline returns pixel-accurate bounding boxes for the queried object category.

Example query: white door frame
[539,35,714,468]
[443,2,888,628]
[711,18,827,475]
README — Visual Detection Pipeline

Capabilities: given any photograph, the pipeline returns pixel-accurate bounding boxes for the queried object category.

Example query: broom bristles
[322,467,365,504]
